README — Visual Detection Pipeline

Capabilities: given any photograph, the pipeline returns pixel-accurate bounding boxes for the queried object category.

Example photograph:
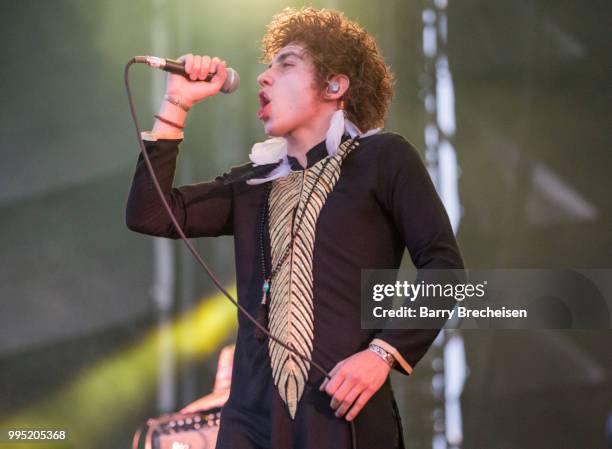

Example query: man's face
[257,44,325,137]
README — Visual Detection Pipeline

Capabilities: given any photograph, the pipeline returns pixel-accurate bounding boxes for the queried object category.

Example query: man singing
[126,7,464,449]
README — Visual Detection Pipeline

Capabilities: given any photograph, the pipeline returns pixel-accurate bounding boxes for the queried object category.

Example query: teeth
[259,92,270,106]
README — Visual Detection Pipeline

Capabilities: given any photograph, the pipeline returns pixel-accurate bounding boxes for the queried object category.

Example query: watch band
[368,343,395,367]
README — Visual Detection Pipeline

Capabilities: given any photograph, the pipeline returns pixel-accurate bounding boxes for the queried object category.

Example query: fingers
[329,377,352,410]
[323,368,372,421]
[218,60,227,78]
[330,376,366,418]
[196,55,209,80]
[191,55,202,80]
[212,60,228,87]
[345,388,375,421]
[179,54,192,78]
[177,54,226,84]
[319,362,343,393]
[334,383,366,418]
[209,56,220,76]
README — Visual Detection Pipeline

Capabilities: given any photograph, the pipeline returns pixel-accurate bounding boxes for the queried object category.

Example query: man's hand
[151,54,228,135]
[319,348,391,421]
[166,54,229,108]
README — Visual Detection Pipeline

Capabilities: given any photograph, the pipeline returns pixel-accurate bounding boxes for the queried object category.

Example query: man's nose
[257,68,273,87]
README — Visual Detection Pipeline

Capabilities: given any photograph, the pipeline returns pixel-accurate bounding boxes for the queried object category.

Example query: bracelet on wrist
[368,343,396,367]
[154,114,184,130]
[164,94,190,112]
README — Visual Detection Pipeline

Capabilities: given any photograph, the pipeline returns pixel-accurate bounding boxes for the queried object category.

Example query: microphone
[134,56,240,94]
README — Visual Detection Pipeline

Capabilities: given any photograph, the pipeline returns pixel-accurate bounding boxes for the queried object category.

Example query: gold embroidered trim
[267,139,358,418]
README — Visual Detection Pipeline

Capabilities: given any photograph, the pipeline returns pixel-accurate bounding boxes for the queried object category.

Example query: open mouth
[258,91,271,107]
[257,91,271,119]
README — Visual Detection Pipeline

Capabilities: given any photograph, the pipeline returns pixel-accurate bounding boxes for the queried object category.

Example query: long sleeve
[125,138,234,238]
[373,133,465,375]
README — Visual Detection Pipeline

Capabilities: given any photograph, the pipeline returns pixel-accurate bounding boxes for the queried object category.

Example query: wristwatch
[368,343,396,367]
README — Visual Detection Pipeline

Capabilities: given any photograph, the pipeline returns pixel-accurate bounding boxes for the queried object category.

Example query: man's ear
[324,74,350,100]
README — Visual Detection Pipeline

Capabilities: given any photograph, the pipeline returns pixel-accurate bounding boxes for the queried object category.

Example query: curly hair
[260,7,394,131]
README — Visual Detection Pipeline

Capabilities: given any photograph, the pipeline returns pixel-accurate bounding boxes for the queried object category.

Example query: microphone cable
[124,58,359,449]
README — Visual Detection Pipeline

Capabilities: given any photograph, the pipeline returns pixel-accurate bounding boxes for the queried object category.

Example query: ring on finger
[204,71,217,82]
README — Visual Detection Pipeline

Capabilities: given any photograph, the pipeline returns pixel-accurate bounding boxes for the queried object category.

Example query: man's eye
[282,63,294,68]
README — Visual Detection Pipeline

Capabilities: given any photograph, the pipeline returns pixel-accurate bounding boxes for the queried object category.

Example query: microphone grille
[222,68,240,94]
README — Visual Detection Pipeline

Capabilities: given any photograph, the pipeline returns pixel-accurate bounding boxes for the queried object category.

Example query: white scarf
[246,109,380,185]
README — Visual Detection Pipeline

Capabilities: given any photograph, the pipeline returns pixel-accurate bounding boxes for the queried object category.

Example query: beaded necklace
[254,138,357,342]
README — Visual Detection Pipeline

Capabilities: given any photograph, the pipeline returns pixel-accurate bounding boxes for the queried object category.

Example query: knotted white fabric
[246,109,380,185]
